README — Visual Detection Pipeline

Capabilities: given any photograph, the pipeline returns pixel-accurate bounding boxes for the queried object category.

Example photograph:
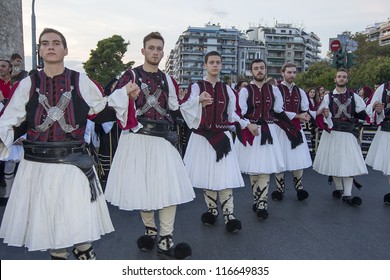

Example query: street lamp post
[31,0,37,69]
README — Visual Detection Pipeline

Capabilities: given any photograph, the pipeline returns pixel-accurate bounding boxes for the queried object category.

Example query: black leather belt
[332,121,355,133]
[22,141,100,202]
[23,141,87,162]
[136,120,178,147]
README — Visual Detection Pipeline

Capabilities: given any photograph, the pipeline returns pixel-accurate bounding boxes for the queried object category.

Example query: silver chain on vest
[35,86,79,133]
[333,97,352,118]
[136,80,168,117]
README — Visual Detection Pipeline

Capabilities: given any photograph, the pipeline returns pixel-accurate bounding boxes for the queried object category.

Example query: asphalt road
[1,165,390,260]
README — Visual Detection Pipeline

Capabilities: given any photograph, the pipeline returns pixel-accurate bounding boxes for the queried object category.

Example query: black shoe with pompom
[271,191,283,201]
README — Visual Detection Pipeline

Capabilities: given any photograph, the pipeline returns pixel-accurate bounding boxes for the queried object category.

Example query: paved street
[1,166,390,260]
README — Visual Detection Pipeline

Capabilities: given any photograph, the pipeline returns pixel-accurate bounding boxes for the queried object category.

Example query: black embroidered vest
[278,84,301,113]
[117,66,172,124]
[196,80,230,131]
[329,90,356,122]
[26,69,89,141]
[245,83,274,122]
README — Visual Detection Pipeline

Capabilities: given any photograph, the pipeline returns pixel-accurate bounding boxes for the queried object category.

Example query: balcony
[267,55,285,60]
[267,61,285,67]
[266,44,286,50]
[179,49,203,55]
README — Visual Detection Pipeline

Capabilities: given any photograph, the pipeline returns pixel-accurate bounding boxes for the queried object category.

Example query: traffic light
[333,47,346,69]
[346,52,357,69]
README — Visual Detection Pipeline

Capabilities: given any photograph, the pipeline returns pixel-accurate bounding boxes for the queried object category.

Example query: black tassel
[84,167,102,202]
[353,178,363,190]
[215,136,232,162]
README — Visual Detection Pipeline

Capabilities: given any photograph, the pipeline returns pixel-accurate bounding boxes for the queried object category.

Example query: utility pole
[31,0,37,69]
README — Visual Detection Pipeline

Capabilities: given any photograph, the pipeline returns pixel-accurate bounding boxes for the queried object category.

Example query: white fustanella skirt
[184,131,245,190]
[0,160,114,251]
[105,131,195,211]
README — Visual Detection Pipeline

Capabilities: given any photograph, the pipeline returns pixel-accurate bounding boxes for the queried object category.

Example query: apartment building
[166,22,321,85]
[361,19,390,46]
[246,23,321,79]
[165,23,264,88]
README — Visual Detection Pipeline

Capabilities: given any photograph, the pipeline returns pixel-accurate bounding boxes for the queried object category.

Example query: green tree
[83,35,134,86]
[295,61,336,91]
[296,33,390,91]
[349,56,390,89]
[352,33,390,64]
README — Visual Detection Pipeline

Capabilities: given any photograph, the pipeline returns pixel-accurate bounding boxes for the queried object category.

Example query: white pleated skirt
[183,131,244,190]
[104,132,195,211]
[275,126,312,171]
[0,160,114,251]
[365,130,390,175]
[313,130,368,176]
[234,124,285,174]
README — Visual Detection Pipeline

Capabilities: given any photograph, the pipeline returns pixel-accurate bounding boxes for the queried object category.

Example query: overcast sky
[22,0,389,73]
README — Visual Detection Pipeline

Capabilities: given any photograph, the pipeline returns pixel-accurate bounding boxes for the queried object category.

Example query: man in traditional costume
[104,32,194,260]
[234,59,303,220]
[273,63,312,202]
[0,28,136,259]
[313,69,368,206]
[180,51,258,233]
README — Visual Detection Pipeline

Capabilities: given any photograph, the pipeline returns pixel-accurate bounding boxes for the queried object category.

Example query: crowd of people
[0,27,389,260]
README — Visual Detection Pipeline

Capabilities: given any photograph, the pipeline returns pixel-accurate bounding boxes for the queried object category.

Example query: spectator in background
[307,87,321,111]
[317,86,326,100]
[0,60,12,102]
[10,53,28,85]
[234,80,248,92]
[358,85,373,104]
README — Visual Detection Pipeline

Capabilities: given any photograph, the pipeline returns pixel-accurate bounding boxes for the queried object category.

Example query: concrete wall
[0,0,24,65]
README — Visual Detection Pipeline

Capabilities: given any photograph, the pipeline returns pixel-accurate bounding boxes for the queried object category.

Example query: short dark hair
[39,28,67,49]
[234,80,248,91]
[281,62,296,73]
[249,59,267,71]
[204,51,221,64]
[28,69,39,76]
[0,59,13,73]
[11,53,22,60]
[336,68,349,76]
[143,32,164,47]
